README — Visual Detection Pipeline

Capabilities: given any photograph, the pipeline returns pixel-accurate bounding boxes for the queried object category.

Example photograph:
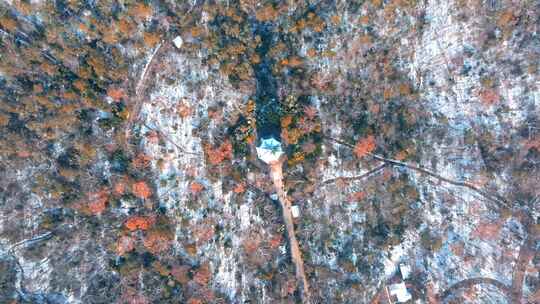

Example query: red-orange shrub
[132,181,152,199]
[354,135,376,158]
[87,190,108,215]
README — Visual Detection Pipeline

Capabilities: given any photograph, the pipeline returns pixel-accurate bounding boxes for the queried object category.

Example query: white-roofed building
[389,282,412,303]
[172,36,183,49]
[291,205,300,218]
[399,263,412,280]
[256,137,283,164]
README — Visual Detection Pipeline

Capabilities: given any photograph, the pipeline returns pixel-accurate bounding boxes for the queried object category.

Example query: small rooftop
[399,263,411,280]
[389,282,412,303]
[256,137,283,164]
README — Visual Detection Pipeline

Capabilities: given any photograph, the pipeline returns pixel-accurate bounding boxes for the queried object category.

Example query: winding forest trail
[437,211,538,303]
[369,214,537,304]
[327,136,538,303]
[269,160,311,304]
[510,211,539,304]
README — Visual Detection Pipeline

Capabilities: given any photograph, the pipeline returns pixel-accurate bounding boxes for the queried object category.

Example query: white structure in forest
[399,263,412,280]
[172,36,183,49]
[291,205,300,218]
[389,282,412,303]
[256,137,283,164]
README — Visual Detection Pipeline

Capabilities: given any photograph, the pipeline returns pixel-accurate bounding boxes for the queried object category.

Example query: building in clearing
[256,137,283,164]
[291,205,300,218]
[388,282,412,303]
[399,263,412,280]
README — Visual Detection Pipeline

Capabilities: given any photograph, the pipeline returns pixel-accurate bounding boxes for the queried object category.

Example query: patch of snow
[239,204,251,231]
[383,230,417,278]
[215,245,238,300]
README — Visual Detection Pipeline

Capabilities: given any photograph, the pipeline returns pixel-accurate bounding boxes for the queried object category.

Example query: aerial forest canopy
[0,1,538,304]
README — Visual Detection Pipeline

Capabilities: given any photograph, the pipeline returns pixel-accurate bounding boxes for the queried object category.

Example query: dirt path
[328,135,537,303]
[269,160,311,303]
[437,211,538,303]
[439,277,511,301]
[124,41,171,148]
[510,211,539,304]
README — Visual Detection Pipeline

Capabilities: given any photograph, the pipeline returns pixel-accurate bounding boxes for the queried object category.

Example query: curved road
[437,211,537,303]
